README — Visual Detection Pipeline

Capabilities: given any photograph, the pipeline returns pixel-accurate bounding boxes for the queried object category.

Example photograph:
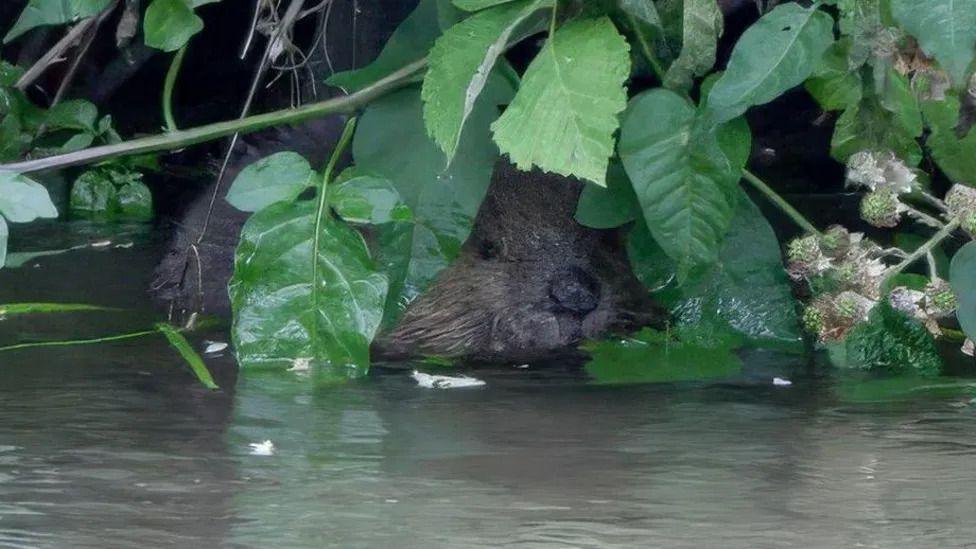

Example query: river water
[1,226,975,548]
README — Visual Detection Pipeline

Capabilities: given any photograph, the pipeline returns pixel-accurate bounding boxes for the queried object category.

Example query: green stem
[0,58,427,174]
[312,116,357,293]
[884,218,961,279]
[741,168,821,236]
[624,13,666,82]
[163,45,188,132]
[0,329,157,353]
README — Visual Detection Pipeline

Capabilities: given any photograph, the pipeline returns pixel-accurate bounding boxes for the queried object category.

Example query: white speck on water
[385,499,399,504]
[90,239,112,248]
[203,341,228,354]
[114,242,134,249]
[773,377,793,387]
[513,364,529,369]
[248,440,275,456]
[412,370,486,389]
[288,357,312,372]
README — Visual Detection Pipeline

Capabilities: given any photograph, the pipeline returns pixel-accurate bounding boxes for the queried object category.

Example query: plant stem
[903,204,945,229]
[624,13,666,82]
[320,116,357,200]
[163,45,188,132]
[741,169,821,236]
[0,329,157,353]
[884,218,961,279]
[0,58,427,174]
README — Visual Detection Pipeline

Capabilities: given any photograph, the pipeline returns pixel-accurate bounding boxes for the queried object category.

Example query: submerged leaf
[491,17,631,186]
[663,0,722,92]
[950,242,976,343]
[704,2,834,124]
[890,0,976,87]
[422,0,545,159]
[229,200,388,373]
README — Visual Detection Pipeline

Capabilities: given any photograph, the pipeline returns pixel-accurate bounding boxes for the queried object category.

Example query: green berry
[860,189,901,228]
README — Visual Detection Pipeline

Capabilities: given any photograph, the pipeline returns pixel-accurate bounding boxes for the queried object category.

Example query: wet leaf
[491,17,631,186]
[353,82,510,319]
[663,0,722,92]
[143,0,203,52]
[225,152,315,213]
[573,161,640,229]
[890,0,976,87]
[328,172,413,225]
[155,323,219,390]
[583,328,742,385]
[950,241,976,343]
[922,96,976,185]
[229,200,388,373]
[69,168,153,222]
[618,89,747,277]
[0,172,58,223]
[4,0,112,43]
[840,300,943,377]
[422,0,546,160]
[453,0,520,11]
[704,2,834,124]
[327,0,461,92]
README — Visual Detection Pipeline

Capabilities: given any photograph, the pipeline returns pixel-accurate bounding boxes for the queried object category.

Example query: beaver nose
[549,267,601,315]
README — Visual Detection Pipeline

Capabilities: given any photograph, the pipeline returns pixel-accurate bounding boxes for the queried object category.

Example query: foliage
[69,167,153,221]
[836,300,943,377]
[950,242,976,343]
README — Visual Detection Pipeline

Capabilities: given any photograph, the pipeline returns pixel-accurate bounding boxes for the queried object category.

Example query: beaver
[150,118,663,362]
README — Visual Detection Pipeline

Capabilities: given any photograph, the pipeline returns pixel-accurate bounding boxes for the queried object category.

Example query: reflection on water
[1,229,976,548]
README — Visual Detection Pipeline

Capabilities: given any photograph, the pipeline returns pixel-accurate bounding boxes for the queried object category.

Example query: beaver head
[374,160,664,362]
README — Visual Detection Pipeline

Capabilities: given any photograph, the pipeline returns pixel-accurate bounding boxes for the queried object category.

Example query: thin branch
[0,59,427,174]
[741,169,821,236]
[884,218,961,279]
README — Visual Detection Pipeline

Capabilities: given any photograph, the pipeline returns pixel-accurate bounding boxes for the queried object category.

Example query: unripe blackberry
[860,189,902,228]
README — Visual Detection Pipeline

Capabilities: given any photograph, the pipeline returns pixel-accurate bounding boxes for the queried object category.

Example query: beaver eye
[478,239,499,259]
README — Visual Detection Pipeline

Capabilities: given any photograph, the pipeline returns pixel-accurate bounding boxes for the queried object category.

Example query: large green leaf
[950,241,976,342]
[0,172,58,223]
[840,300,943,377]
[805,38,863,111]
[618,88,746,276]
[922,96,976,184]
[225,152,315,212]
[653,189,802,346]
[0,216,7,269]
[663,0,722,92]
[353,82,511,317]
[422,0,545,160]
[3,0,112,43]
[704,2,834,124]
[143,0,203,52]
[583,328,742,385]
[890,0,976,87]
[327,0,461,92]
[574,161,640,229]
[229,200,388,373]
[454,0,519,10]
[491,17,631,186]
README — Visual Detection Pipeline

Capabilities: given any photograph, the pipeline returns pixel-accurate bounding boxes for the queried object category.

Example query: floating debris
[773,377,793,387]
[203,341,228,354]
[288,357,312,372]
[248,440,275,456]
[412,370,486,389]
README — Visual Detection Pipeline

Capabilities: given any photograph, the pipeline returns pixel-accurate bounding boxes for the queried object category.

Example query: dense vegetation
[1,0,975,387]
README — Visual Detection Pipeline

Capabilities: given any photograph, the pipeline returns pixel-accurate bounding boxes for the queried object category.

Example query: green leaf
[922,96,976,184]
[0,216,7,269]
[454,0,518,10]
[704,2,834,124]
[835,373,976,403]
[830,93,923,166]
[115,181,153,221]
[45,99,98,132]
[890,0,976,87]
[225,152,315,212]
[154,323,219,389]
[491,17,631,186]
[574,161,640,229]
[950,241,976,342]
[834,0,886,69]
[229,200,388,373]
[654,190,803,346]
[423,0,545,160]
[0,171,58,223]
[354,82,510,318]
[69,168,153,222]
[327,0,460,92]
[626,222,675,291]
[583,328,742,385]
[619,0,662,29]
[0,61,24,86]
[0,302,115,315]
[3,0,112,43]
[879,66,923,137]
[841,299,943,377]
[143,0,204,52]
[663,0,722,92]
[69,170,113,214]
[329,172,413,224]
[618,89,745,276]
[805,38,863,111]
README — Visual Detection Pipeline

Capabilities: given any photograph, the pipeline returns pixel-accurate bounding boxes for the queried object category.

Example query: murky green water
[2,226,976,548]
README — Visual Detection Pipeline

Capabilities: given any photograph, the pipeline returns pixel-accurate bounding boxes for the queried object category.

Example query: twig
[884,218,961,279]
[741,169,821,236]
[902,204,945,229]
[0,58,427,174]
